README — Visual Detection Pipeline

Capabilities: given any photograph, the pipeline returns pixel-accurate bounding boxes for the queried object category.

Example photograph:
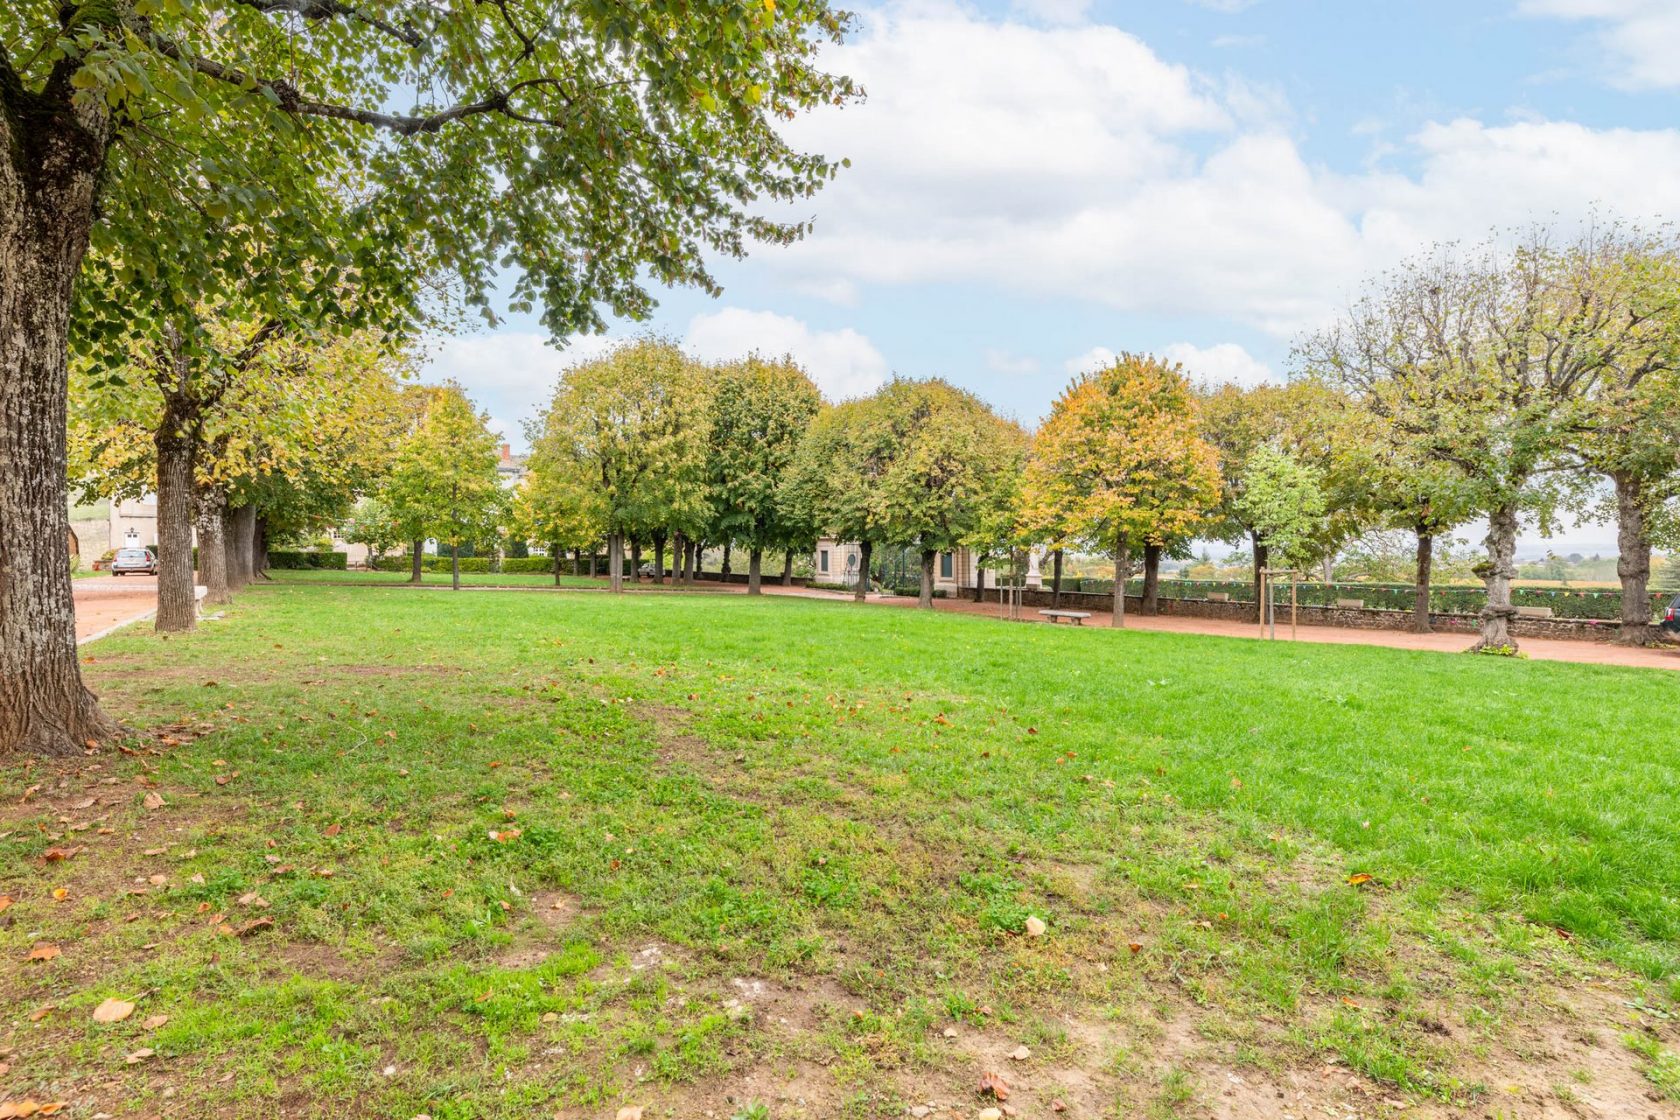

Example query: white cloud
[984,348,1041,375]
[1519,0,1680,89]
[682,308,889,402]
[1009,0,1092,24]
[1161,342,1274,386]
[1061,342,1272,386]
[770,4,1680,339]
[418,331,619,449]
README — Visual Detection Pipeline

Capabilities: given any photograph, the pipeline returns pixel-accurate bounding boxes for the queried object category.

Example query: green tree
[873,379,1020,609]
[1020,354,1220,625]
[1,1,857,754]
[1235,446,1327,572]
[707,356,823,594]
[783,396,897,602]
[530,340,710,592]
[386,385,504,591]
[344,496,403,571]
[514,434,606,584]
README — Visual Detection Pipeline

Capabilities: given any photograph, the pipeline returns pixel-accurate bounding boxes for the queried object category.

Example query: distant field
[4,587,1677,1117]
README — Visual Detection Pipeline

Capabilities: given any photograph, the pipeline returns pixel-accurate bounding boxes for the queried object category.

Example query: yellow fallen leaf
[92,998,135,1024]
[1346,873,1373,886]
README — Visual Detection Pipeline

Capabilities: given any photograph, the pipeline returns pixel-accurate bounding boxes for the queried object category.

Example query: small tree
[707,356,824,594]
[386,386,504,590]
[1021,354,1220,625]
[345,496,403,571]
[784,396,898,601]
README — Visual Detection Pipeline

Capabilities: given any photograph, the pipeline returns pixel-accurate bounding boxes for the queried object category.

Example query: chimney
[500,443,511,463]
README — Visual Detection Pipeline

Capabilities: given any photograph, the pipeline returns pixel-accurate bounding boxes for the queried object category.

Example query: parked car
[1662,594,1680,635]
[109,547,157,576]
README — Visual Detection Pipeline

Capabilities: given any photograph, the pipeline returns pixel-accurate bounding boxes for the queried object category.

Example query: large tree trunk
[225,505,256,590]
[1613,473,1659,646]
[451,543,461,591]
[747,546,763,595]
[782,549,795,586]
[153,405,198,633]
[253,517,270,580]
[196,485,230,607]
[720,542,732,579]
[854,540,872,602]
[630,537,642,584]
[1471,501,1519,652]
[1142,543,1162,615]
[1412,530,1433,634]
[671,532,685,585]
[609,532,624,593]
[409,537,424,584]
[1250,534,1268,624]
[0,98,124,755]
[918,547,936,609]
[1051,548,1064,609]
[653,532,666,587]
[553,543,563,586]
[1112,538,1129,627]
[972,551,986,603]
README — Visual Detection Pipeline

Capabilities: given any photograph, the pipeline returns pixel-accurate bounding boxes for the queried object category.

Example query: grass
[3,586,1678,1117]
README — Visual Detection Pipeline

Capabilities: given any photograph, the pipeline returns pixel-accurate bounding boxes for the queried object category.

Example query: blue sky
[428,0,1680,555]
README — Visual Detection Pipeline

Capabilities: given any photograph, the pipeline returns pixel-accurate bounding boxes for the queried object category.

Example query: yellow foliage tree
[1021,354,1220,625]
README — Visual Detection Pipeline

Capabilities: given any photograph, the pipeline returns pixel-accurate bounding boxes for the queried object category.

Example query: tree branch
[232,0,425,49]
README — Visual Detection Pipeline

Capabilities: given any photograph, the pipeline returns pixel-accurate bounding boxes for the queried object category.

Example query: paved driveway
[74,574,161,642]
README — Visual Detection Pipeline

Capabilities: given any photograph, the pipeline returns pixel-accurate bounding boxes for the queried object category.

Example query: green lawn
[5,587,1679,1118]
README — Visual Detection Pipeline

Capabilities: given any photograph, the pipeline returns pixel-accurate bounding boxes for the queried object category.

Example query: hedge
[1052,577,1665,621]
[267,550,347,570]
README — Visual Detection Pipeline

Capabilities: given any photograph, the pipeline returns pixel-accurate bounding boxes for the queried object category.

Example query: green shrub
[420,556,492,574]
[499,556,557,573]
[267,550,348,570]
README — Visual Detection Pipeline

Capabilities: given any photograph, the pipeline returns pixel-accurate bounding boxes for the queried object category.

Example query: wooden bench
[1039,609,1093,626]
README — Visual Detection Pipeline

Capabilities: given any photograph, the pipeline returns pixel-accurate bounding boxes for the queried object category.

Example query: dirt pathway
[759,584,1680,672]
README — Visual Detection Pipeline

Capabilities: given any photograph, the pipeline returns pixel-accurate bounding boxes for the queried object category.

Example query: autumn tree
[1021,354,1220,625]
[1,2,856,754]
[705,356,824,594]
[515,429,606,585]
[385,385,504,591]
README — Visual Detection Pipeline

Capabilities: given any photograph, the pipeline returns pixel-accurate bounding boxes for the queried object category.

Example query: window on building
[940,552,954,579]
[819,549,830,573]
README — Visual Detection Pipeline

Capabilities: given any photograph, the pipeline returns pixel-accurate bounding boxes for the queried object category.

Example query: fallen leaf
[979,1069,1010,1100]
[92,998,135,1023]
[124,1047,155,1064]
[1128,941,1143,954]
[1009,1045,1031,1061]
[1023,915,1047,938]
[474,989,493,1003]
[1346,873,1374,886]
[234,917,274,937]
[142,1015,168,1030]
[0,895,11,912]
[322,823,342,837]
[26,944,61,963]
[237,891,270,908]
[71,797,97,810]
[39,846,82,863]
[615,1109,644,1120]
[142,791,165,811]
[50,888,67,902]
[28,1006,55,1022]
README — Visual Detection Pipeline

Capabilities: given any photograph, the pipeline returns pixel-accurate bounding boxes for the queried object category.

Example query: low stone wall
[1015,587,1628,643]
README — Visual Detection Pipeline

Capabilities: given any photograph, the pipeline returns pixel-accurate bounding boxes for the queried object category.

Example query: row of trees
[3,1,858,756]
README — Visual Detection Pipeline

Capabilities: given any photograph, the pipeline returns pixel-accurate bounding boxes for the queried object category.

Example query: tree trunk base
[1613,624,1668,648]
[2,686,127,758]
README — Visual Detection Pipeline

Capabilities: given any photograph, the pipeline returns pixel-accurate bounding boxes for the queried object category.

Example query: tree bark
[451,543,460,591]
[972,551,986,603]
[1412,531,1433,634]
[782,549,794,586]
[572,548,582,577]
[918,547,936,608]
[1472,501,1519,652]
[652,531,666,587]
[671,532,685,585]
[854,540,872,602]
[252,516,270,580]
[1051,548,1064,609]
[1613,473,1659,646]
[153,404,198,633]
[630,537,642,583]
[0,98,123,754]
[609,532,624,593]
[553,543,563,586]
[196,485,230,607]
[1250,534,1268,624]
[225,505,256,590]
[409,537,424,584]
[720,542,732,578]
[747,546,763,594]
[1142,543,1162,615]
[1112,538,1129,627]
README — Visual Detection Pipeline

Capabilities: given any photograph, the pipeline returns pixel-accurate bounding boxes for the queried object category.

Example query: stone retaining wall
[1010,587,1627,643]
